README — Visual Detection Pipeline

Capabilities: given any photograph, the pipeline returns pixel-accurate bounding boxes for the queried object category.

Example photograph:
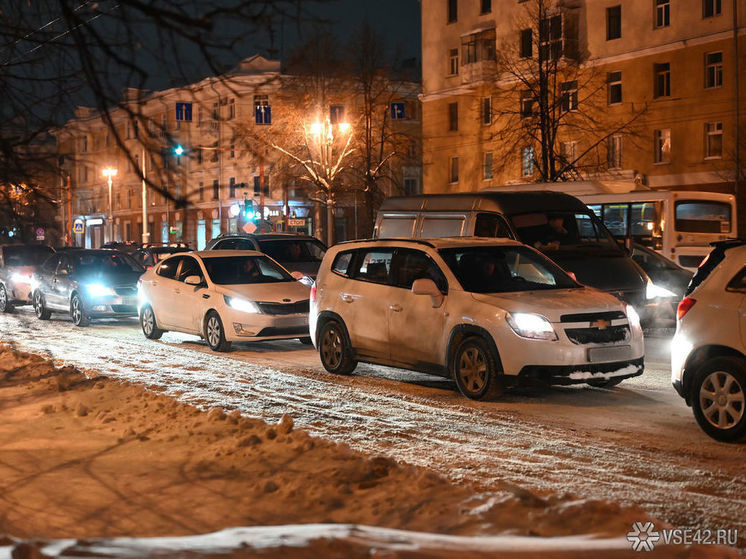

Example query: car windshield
[508,211,622,255]
[439,245,579,293]
[256,239,326,263]
[3,245,54,266]
[202,255,294,285]
[70,252,143,274]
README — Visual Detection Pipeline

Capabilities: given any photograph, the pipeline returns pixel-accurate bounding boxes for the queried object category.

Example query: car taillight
[310,285,317,302]
[677,297,696,321]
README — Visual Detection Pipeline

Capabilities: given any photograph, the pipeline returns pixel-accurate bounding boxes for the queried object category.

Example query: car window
[41,254,60,273]
[391,248,447,292]
[235,239,255,250]
[177,256,202,282]
[331,250,354,277]
[157,256,182,279]
[68,252,143,274]
[350,250,394,285]
[726,267,746,292]
[378,216,416,238]
[510,211,622,255]
[257,239,326,262]
[3,245,55,266]
[439,245,579,293]
[474,213,513,239]
[202,255,294,284]
[215,239,238,250]
[420,217,465,238]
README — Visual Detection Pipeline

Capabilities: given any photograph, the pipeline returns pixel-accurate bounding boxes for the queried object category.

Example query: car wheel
[33,290,51,320]
[587,377,624,389]
[140,304,164,340]
[205,310,232,352]
[0,284,13,313]
[452,336,502,400]
[691,356,746,442]
[298,336,313,345]
[70,293,89,327]
[318,320,357,375]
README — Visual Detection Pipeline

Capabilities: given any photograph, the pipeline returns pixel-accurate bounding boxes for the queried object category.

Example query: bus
[578,190,736,271]
[492,183,737,271]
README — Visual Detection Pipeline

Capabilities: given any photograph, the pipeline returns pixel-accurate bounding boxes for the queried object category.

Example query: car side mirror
[290,271,304,280]
[184,275,203,286]
[412,278,444,308]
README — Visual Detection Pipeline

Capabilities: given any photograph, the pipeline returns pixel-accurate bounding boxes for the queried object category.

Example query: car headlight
[626,304,641,329]
[646,280,677,299]
[506,312,557,341]
[85,283,116,297]
[224,295,260,313]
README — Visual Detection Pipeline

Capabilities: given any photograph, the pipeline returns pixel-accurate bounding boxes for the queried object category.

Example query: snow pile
[0,344,738,558]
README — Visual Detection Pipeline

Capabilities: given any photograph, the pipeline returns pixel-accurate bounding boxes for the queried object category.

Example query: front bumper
[86,294,139,317]
[8,280,33,303]
[511,358,644,386]
[223,308,309,342]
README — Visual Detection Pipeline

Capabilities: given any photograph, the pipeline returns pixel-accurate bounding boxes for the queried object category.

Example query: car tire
[587,377,624,389]
[140,304,164,340]
[452,336,503,401]
[205,310,232,352]
[33,290,51,320]
[318,320,357,375]
[0,284,13,313]
[298,336,313,345]
[691,356,746,443]
[70,293,90,327]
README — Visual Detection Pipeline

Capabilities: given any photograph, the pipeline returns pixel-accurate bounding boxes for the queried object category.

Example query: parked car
[310,237,644,400]
[137,250,312,351]
[101,241,140,253]
[133,242,191,269]
[32,249,143,326]
[630,242,692,326]
[205,233,326,282]
[0,244,55,312]
[672,240,746,442]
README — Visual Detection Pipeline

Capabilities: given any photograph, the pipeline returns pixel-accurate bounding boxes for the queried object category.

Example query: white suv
[309,238,644,400]
[672,241,746,442]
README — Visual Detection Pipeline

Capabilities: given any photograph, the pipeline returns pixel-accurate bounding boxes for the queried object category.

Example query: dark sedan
[632,242,692,326]
[32,249,144,326]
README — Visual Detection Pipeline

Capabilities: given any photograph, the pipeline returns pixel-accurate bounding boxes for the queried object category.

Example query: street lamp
[102,167,117,243]
[307,118,352,245]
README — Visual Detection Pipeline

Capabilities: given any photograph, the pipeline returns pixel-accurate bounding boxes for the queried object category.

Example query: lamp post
[308,118,352,246]
[102,167,117,243]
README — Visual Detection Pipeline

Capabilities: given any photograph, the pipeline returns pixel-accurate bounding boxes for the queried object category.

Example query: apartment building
[54,55,421,248]
[421,0,744,201]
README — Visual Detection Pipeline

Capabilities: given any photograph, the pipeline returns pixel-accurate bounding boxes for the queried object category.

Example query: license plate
[121,297,137,306]
[587,345,632,363]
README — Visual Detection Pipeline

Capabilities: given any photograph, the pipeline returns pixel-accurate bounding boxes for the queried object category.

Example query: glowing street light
[102,167,117,243]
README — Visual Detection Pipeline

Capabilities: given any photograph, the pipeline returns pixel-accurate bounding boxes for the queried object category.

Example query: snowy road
[1,308,744,546]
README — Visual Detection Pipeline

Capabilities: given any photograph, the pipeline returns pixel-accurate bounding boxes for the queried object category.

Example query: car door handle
[202,294,210,299]
[341,295,354,303]
[389,304,402,312]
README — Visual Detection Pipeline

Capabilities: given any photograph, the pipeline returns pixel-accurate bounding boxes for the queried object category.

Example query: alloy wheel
[457,346,488,394]
[0,285,7,312]
[142,307,154,336]
[207,316,221,347]
[699,371,745,430]
[320,326,342,369]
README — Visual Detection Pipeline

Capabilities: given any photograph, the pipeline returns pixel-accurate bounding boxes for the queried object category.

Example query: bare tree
[491,0,646,183]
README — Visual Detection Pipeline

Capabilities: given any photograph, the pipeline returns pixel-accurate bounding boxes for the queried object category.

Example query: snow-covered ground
[2,307,744,549]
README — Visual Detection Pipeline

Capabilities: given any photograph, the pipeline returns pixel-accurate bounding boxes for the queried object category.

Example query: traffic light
[243,197,255,220]
[173,144,184,156]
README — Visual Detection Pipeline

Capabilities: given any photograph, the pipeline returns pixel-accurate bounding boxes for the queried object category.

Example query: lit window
[254,95,271,125]
[654,129,671,163]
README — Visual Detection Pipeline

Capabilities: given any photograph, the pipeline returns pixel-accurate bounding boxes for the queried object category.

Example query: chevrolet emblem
[591,319,611,330]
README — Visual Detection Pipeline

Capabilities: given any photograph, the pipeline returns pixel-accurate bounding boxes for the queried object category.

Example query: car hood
[73,271,142,287]
[218,281,310,302]
[471,288,627,322]
[548,254,647,292]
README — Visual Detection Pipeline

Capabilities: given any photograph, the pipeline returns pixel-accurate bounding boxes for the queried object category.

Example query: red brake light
[310,285,317,302]
[677,297,696,320]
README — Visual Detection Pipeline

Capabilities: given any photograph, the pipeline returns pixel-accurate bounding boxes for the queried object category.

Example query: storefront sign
[288,218,306,227]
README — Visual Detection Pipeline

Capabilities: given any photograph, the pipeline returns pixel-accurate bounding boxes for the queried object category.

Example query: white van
[374,192,651,312]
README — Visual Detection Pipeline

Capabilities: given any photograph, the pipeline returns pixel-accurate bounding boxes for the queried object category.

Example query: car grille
[114,287,137,296]
[256,325,308,337]
[564,325,630,345]
[110,305,138,313]
[560,311,630,345]
[256,300,310,315]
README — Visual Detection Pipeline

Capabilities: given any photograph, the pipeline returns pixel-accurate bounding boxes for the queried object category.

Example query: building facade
[421,0,745,205]
[54,56,421,249]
